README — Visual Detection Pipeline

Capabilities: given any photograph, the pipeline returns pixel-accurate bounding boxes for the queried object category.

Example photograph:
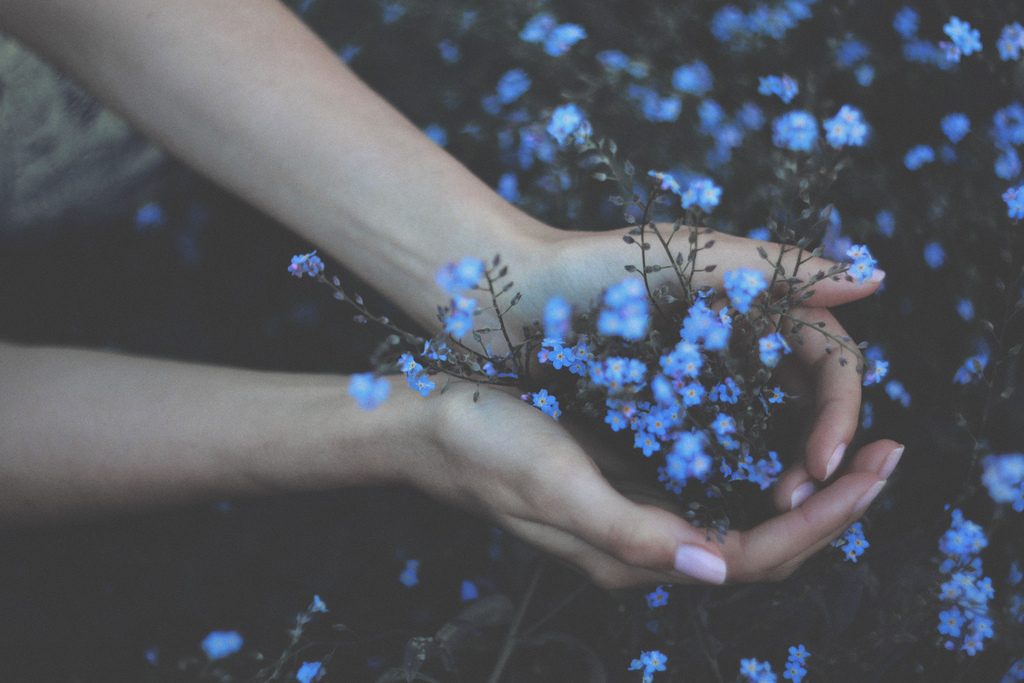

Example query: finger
[772,438,903,511]
[501,515,682,589]
[723,469,885,583]
[523,455,728,585]
[683,231,884,308]
[783,307,864,481]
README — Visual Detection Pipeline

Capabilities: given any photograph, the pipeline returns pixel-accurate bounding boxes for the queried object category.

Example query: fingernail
[790,482,815,510]
[878,445,905,480]
[825,443,847,479]
[674,545,727,584]
[854,481,886,514]
[869,268,886,283]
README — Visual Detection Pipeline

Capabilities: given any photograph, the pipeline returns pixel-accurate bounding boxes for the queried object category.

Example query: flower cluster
[830,521,869,562]
[288,250,325,279]
[739,646,809,683]
[981,454,1024,512]
[597,278,650,341]
[758,74,798,103]
[936,510,995,655]
[520,12,586,58]
[628,649,668,682]
[823,105,869,149]
[941,17,982,64]
[772,110,818,152]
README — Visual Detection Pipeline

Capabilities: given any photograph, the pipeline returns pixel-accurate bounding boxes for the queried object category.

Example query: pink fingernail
[878,445,905,480]
[825,443,847,479]
[854,481,886,514]
[674,545,727,584]
[790,482,815,510]
[869,268,886,283]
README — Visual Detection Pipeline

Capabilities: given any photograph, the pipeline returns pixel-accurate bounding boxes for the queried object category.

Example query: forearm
[0,0,549,329]
[0,342,426,523]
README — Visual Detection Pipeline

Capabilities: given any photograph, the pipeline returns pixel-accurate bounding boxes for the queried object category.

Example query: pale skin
[0,0,903,588]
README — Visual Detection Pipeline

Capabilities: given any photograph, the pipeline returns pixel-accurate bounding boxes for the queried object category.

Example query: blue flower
[497,172,519,203]
[981,453,1024,511]
[406,373,436,397]
[1004,185,1024,220]
[296,661,323,683]
[893,7,919,39]
[923,241,946,269]
[846,243,877,282]
[348,374,390,410]
[648,170,682,195]
[998,23,1024,61]
[680,178,722,213]
[876,210,896,237]
[759,333,791,368]
[436,257,484,294]
[547,104,591,146]
[530,389,562,419]
[941,113,971,144]
[645,585,669,608]
[444,295,478,338]
[738,102,765,130]
[942,17,982,63]
[423,124,447,147]
[497,69,531,104]
[288,251,325,278]
[598,279,650,341]
[310,595,328,613]
[863,358,889,386]
[885,380,911,407]
[710,377,740,403]
[597,50,630,71]
[544,297,572,340]
[994,103,1024,147]
[520,13,556,43]
[544,23,587,57]
[953,353,988,384]
[628,649,668,682]
[995,148,1021,181]
[831,521,869,562]
[634,430,662,457]
[461,579,480,601]
[660,340,703,379]
[135,202,165,231]
[437,39,460,64]
[904,145,935,170]
[399,559,419,587]
[836,37,870,68]
[201,631,244,660]
[672,61,714,95]
[772,110,818,152]
[723,268,768,313]
[823,105,869,148]
[758,74,799,103]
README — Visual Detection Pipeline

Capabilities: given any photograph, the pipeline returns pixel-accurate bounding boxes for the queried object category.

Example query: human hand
[398,381,893,588]
[507,225,898,512]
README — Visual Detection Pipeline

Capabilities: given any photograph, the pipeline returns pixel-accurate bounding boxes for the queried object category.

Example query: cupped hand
[404,381,894,589]
[509,225,898,511]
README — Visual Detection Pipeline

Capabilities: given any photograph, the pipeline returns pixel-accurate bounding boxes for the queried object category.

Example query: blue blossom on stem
[981,454,1024,511]
[831,521,869,562]
[941,113,971,144]
[529,389,562,419]
[436,257,484,294]
[1004,185,1024,220]
[758,333,791,368]
[628,650,668,682]
[893,7,919,39]
[953,353,988,384]
[399,559,419,587]
[680,178,722,213]
[544,23,587,57]
[349,373,390,410]
[543,297,572,341]
[772,110,818,151]
[645,585,669,608]
[288,251,325,279]
[942,17,982,63]
[904,145,935,170]
[496,69,531,104]
[443,295,478,338]
[547,104,591,146]
[201,631,244,660]
[998,23,1024,61]
[864,358,889,386]
[783,644,809,682]
[648,170,681,195]
[672,61,714,95]
[823,105,869,148]
[758,74,799,103]
[846,243,877,282]
[598,279,650,341]
[723,268,767,313]
[296,661,323,683]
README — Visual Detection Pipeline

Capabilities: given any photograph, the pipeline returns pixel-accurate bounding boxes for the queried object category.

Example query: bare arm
[0,0,546,331]
[0,342,422,523]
